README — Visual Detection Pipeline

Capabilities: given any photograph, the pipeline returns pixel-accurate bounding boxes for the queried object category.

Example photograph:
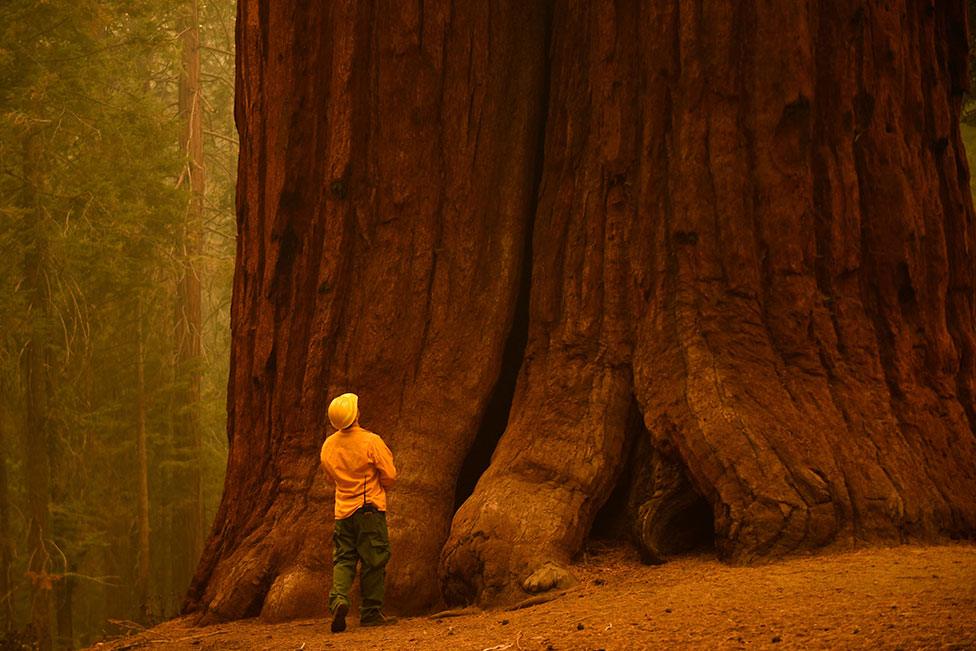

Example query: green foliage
[0,0,235,646]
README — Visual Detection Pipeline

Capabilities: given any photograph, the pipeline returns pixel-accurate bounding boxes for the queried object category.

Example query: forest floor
[91,542,976,650]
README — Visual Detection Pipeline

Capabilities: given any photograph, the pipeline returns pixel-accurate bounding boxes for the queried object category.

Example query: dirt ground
[91,542,976,650]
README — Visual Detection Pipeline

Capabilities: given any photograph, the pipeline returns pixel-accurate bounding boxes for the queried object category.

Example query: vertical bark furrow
[441,0,643,605]
[846,2,976,539]
[931,2,976,448]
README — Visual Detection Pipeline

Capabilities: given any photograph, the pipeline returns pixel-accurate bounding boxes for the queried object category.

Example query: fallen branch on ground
[429,605,482,619]
[505,587,580,611]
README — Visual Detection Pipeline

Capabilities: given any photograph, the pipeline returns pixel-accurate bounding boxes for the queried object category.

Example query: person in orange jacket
[320,392,398,633]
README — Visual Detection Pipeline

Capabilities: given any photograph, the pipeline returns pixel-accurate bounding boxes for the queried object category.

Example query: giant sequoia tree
[185,0,976,621]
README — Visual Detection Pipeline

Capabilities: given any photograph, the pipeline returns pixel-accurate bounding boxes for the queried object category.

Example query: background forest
[1,1,976,650]
[0,1,235,648]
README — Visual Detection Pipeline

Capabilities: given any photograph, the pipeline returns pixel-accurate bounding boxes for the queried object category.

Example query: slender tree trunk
[176,0,206,590]
[160,500,174,615]
[0,382,12,632]
[54,571,73,650]
[136,303,152,619]
[21,130,53,650]
[188,0,976,619]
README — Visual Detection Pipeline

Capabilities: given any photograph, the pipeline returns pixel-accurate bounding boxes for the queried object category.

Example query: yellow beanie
[328,393,359,430]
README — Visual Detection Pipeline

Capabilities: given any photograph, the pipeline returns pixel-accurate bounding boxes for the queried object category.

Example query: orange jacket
[320,425,397,520]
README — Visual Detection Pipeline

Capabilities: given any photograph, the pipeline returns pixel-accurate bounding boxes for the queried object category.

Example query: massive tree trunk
[187,0,976,620]
[185,0,548,621]
[444,0,976,603]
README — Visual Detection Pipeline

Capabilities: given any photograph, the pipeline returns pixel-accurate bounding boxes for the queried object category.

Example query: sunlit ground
[92,543,976,650]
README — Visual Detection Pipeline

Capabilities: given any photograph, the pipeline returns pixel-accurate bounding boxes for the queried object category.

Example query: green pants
[329,509,391,618]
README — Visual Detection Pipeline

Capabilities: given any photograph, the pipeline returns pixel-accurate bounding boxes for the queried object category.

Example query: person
[320,392,398,633]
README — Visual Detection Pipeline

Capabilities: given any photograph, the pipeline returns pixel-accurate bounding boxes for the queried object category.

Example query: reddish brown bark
[185,0,548,620]
[444,0,976,603]
[188,0,976,620]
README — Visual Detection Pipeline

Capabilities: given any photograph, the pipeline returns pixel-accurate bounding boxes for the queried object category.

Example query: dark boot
[330,603,349,633]
[360,612,398,627]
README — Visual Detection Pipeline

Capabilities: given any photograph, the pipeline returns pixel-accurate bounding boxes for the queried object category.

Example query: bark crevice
[453,246,532,510]
[454,0,553,512]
